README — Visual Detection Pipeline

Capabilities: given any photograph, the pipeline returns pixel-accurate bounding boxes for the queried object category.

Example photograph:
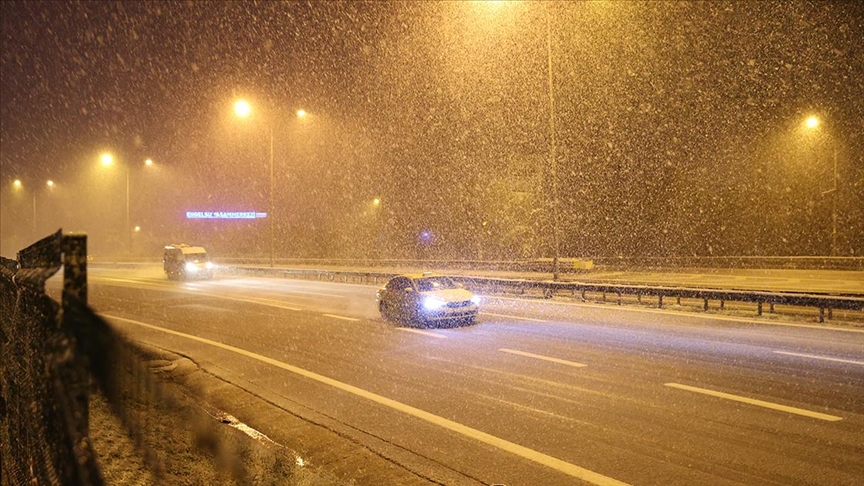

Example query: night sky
[1,1,862,259]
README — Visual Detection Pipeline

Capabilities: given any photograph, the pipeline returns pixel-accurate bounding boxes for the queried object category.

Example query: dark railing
[1,231,277,485]
[0,230,100,485]
[94,255,864,272]
[218,266,864,323]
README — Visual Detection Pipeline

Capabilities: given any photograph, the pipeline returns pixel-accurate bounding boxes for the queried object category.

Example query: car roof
[395,272,444,280]
[165,244,207,254]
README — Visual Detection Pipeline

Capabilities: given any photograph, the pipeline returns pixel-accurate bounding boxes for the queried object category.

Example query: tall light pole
[11,179,55,240]
[827,145,838,256]
[101,153,153,256]
[803,116,839,256]
[545,4,561,281]
[234,99,307,267]
[480,2,562,279]
[269,124,275,267]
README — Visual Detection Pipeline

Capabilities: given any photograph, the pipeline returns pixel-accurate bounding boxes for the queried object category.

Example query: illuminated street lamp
[480,2,561,279]
[802,115,839,256]
[11,178,56,239]
[233,98,307,267]
[99,153,155,255]
[544,5,561,281]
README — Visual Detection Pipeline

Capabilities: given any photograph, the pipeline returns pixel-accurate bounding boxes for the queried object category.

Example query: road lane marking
[774,351,864,366]
[217,295,302,311]
[493,296,864,334]
[93,277,304,311]
[286,290,345,298]
[105,315,627,485]
[481,312,546,323]
[396,328,448,339]
[322,314,360,322]
[499,349,587,368]
[664,383,843,422]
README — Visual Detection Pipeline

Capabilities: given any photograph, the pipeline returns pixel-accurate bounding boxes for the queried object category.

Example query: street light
[233,98,307,267]
[544,4,561,281]
[802,115,838,256]
[99,153,154,255]
[479,2,561,279]
[11,179,56,239]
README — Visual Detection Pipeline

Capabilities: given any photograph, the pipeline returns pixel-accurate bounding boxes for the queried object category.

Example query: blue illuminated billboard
[186,211,268,220]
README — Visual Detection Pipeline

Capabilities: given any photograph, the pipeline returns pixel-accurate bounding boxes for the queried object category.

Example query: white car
[376,273,480,327]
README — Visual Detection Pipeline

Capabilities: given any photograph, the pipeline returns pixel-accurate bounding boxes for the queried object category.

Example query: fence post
[61,233,88,308]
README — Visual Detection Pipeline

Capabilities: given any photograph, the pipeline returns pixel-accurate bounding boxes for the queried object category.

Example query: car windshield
[414,276,458,292]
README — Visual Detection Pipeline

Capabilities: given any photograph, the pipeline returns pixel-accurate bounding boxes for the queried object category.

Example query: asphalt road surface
[80,265,863,485]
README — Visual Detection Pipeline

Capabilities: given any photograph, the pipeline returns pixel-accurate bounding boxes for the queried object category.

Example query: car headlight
[423,296,446,310]
[185,262,198,272]
[470,295,481,305]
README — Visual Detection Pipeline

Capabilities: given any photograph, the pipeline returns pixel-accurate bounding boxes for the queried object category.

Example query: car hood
[423,288,474,302]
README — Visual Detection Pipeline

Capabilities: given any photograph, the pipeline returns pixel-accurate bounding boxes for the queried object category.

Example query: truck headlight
[471,295,481,305]
[423,296,446,310]
[205,261,215,269]
[185,262,198,272]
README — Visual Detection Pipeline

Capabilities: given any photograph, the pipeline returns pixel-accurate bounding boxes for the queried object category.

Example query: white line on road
[322,314,360,322]
[664,383,843,422]
[105,315,627,485]
[94,277,304,311]
[481,312,546,323]
[288,290,345,297]
[396,328,448,339]
[499,348,587,368]
[218,295,302,311]
[773,351,864,366]
[493,296,864,334]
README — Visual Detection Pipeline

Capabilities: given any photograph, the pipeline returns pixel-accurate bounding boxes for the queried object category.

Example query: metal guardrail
[111,255,864,272]
[1,230,99,485]
[456,276,864,323]
[2,230,273,485]
[220,266,864,323]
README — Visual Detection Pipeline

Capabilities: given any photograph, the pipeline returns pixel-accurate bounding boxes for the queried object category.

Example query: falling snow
[1,1,862,259]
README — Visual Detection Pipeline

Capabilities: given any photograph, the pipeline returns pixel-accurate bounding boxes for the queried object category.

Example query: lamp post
[480,2,561,279]
[234,99,307,267]
[100,153,153,256]
[11,179,55,240]
[827,145,838,256]
[803,116,839,256]
[545,5,561,281]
